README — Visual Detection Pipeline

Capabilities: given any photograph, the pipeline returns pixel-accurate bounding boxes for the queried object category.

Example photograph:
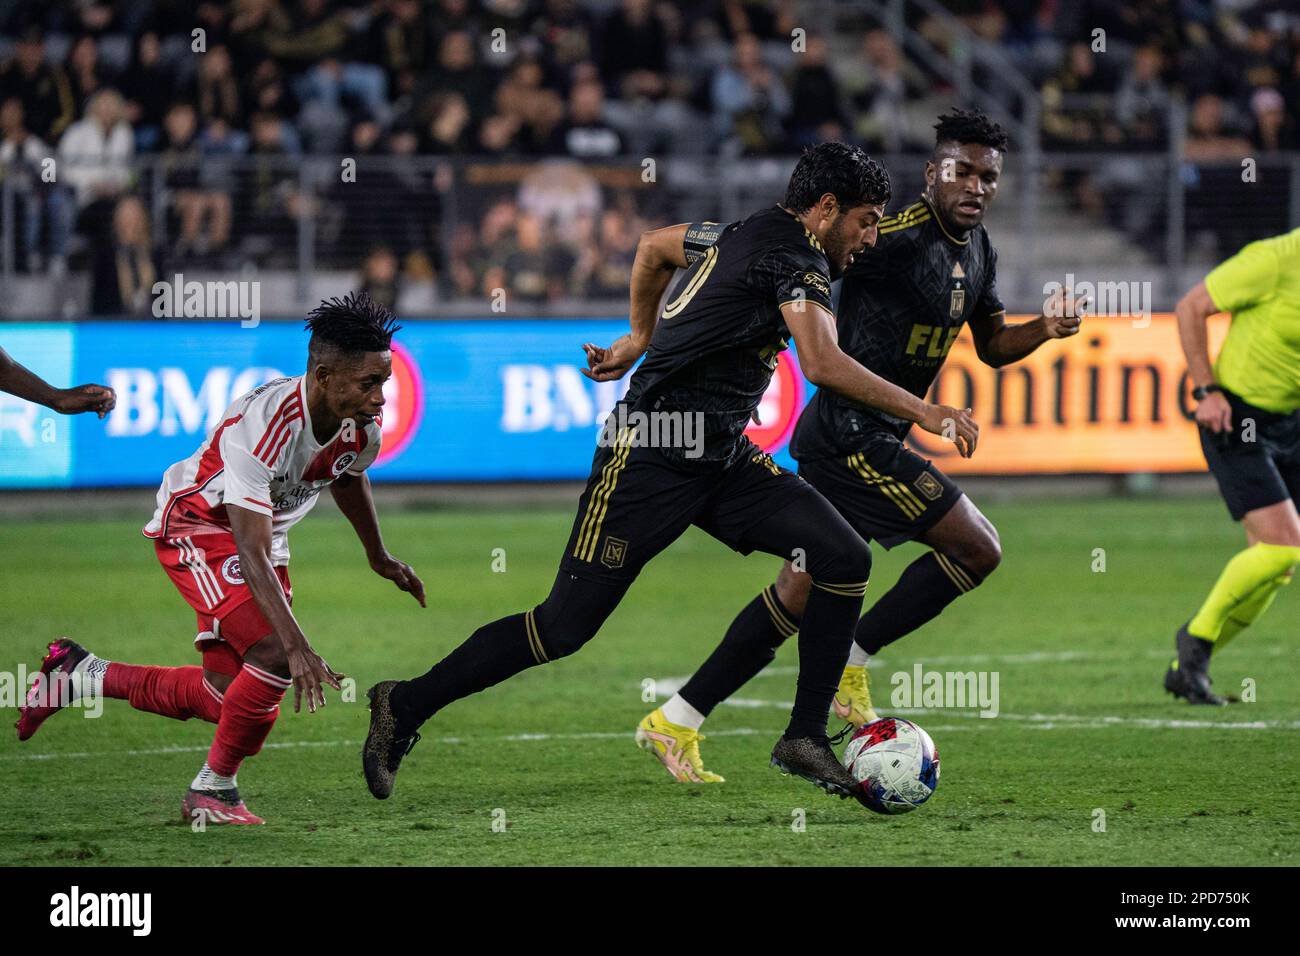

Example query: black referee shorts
[797,431,964,549]
[1200,389,1300,521]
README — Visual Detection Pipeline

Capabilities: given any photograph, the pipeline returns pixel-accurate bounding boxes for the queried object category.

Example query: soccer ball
[841,717,940,814]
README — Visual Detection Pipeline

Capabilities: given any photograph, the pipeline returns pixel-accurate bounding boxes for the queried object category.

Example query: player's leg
[1168,414,1300,703]
[100,535,249,723]
[385,569,632,729]
[367,435,707,798]
[655,442,988,746]
[182,598,291,826]
[664,559,806,730]
[14,637,227,742]
[641,560,808,783]
[1176,500,1300,679]
[772,445,985,728]
[852,493,1000,660]
[698,448,872,796]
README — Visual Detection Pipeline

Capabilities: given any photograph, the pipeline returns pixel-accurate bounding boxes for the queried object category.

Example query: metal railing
[2,148,1298,319]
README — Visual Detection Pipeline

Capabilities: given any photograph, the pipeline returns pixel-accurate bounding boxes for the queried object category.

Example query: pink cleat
[181,788,265,826]
[15,639,89,742]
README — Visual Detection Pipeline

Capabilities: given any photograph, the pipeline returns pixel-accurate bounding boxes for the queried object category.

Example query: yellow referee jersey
[1204,227,1300,413]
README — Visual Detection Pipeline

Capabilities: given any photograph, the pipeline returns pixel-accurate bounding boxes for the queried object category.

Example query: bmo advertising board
[0,315,1226,488]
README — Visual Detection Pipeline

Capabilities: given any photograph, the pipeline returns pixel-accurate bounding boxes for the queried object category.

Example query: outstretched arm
[783,301,981,458]
[0,346,117,417]
[330,472,426,607]
[227,503,343,713]
[969,286,1085,369]
[582,222,693,381]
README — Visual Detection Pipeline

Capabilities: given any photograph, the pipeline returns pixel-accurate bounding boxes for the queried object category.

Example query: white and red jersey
[144,376,382,564]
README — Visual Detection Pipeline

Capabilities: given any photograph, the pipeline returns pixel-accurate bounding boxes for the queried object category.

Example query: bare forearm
[242,551,307,650]
[627,224,691,347]
[812,350,929,423]
[0,348,63,409]
[1176,302,1217,388]
[628,256,674,347]
[984,317,1050,367]
[330,473,386,561]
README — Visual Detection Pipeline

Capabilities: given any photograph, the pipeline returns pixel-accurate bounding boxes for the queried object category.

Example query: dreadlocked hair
[305,291,400,365]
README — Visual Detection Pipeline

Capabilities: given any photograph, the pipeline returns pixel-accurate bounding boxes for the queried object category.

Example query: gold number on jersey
[662,245,718,319]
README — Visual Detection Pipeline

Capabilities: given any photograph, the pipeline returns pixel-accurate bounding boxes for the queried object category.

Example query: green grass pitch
[1,496,1297,866]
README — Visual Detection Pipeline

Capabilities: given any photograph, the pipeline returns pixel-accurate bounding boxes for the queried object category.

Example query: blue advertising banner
[0,321,808,488]
[0,326,76,487]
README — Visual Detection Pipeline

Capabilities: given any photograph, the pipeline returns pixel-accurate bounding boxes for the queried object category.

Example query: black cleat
[1163,625,1226,706]
[770,735,857,799]
[362,681,422,799]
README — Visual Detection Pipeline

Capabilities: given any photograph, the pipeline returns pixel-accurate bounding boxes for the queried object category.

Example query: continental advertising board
[0,315,1226,488]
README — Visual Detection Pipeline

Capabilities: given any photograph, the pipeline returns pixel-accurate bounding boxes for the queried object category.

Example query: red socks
[206,664,289,778]
[103,664,223,724]
[101,661,290,779]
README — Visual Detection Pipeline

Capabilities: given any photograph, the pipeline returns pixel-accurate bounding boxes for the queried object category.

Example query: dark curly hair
[784,142,891,214]
[933,108,1010,155]
[306,291,400,366]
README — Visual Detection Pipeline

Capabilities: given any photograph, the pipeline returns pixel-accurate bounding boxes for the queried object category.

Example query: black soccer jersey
[790,196,1005,460]
[622,205,834,464]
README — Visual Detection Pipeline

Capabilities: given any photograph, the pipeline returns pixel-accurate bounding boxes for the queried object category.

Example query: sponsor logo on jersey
[221,555,244,585]
[802,271,831,298]
[906,324,962,359]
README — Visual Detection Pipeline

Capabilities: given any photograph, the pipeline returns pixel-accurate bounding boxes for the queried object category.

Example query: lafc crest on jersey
[949,262,966,318]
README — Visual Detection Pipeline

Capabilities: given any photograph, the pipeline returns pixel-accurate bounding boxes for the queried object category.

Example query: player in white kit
[16,293,425,825]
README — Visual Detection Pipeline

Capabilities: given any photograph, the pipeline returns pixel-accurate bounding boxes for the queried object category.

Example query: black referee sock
[785,582,865,739]
[390,613,541,732]
[855,551,983,655]
[678,585,800,716]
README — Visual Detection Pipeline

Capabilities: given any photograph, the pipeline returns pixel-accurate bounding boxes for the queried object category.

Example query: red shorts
[154,533,292,676]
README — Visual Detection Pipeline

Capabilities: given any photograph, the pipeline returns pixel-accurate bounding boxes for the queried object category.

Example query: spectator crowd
[0,0,1295,312]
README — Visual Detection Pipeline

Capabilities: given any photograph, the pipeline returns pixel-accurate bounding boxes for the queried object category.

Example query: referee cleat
[362,680,422,799]
[182,788,264,826]
[1163,625,1226,706]
[770,735,857,799]
[15,638,90,742]
[635,708,724,782]
[832,664,878,728]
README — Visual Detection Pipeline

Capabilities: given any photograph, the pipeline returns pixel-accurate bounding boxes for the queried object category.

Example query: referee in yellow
[1168,228,1300,704]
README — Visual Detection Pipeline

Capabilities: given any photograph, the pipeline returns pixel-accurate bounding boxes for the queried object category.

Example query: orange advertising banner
[905,313,1230,474]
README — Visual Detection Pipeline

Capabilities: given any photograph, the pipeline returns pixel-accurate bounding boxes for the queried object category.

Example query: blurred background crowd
[0,0,1296,316]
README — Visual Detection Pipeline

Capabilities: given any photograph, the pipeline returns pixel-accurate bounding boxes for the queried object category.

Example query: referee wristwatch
[1192,383,1222,401]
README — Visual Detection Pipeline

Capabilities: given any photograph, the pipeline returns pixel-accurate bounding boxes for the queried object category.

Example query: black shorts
[559,434,830,585]
[797,432,964,549]
[1200,390,1300,521]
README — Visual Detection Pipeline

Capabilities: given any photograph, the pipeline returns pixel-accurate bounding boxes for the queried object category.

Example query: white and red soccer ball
[841,717,940,814]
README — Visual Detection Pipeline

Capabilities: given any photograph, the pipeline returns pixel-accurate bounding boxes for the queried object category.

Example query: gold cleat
[832,664,878,728]
[635,707,724,783]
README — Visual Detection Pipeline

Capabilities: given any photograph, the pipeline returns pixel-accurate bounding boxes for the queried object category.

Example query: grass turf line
[0,498,1296,866]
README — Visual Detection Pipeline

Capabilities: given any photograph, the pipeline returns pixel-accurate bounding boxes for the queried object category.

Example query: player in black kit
[639,111,1089,782]
[363,142,979,801]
